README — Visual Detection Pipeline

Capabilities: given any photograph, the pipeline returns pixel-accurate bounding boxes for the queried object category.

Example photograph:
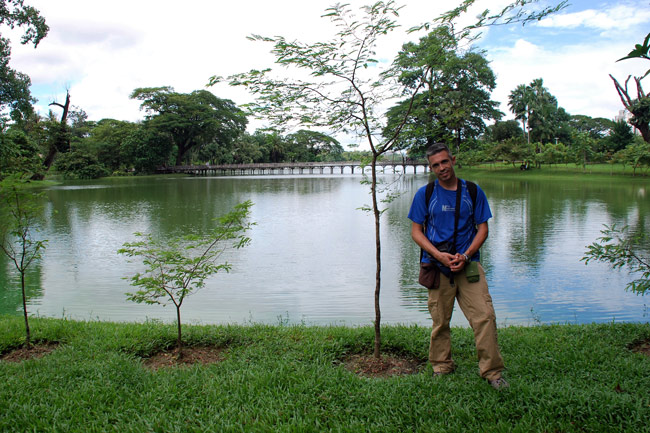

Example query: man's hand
[448,253,468,273]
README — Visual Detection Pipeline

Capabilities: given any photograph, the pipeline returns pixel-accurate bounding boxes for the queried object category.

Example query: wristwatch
[461,253,470,262]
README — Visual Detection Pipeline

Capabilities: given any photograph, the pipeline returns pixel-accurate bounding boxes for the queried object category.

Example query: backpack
[424,179,477,214]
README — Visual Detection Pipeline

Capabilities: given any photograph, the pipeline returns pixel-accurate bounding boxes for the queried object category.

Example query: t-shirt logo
[442,205,455,212]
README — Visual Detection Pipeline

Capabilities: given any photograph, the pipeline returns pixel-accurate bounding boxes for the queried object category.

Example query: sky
[6,0,650,148]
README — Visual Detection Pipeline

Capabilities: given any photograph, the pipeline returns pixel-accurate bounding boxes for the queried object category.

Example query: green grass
[1,317,648,432]
[458,163,650,180]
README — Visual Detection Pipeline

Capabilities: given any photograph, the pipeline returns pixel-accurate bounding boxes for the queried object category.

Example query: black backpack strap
[425,181,435,212]
[465,180,477,209]
[420,181,436,262]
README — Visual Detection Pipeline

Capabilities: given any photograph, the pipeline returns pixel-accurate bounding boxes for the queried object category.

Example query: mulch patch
[343,353,426,378]
[0,342,60,362]
[142,345,226,370]
[629,337,650,357]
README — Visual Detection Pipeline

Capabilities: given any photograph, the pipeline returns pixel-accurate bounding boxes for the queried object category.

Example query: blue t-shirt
[408,179,492,263]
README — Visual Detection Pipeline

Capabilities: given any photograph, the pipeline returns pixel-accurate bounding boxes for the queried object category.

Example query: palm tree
[508,84,532,144]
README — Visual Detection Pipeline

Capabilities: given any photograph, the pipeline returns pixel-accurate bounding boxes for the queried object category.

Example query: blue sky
[7,0,650,145]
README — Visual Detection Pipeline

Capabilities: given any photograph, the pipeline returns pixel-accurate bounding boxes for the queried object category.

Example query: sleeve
[473,185,492,225]
[407,186,428,224]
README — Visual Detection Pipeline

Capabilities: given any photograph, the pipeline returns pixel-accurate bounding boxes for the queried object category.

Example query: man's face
[428,150,455,182]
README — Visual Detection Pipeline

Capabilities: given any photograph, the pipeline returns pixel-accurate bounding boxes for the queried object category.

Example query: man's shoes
[488,377,509,390]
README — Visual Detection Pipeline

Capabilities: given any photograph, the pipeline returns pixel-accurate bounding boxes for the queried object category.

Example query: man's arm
[449,222,489,272]
[411,222,455,268]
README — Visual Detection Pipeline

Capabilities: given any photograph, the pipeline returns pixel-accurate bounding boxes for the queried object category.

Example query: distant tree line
[1,1,649,181]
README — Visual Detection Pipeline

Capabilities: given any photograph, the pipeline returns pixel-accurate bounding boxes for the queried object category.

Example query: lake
[1,170,648,327]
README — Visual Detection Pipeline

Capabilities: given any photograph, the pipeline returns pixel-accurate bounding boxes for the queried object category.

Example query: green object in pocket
[465,261,480,283]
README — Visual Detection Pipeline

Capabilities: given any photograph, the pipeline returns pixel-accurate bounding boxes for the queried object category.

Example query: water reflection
[0,173,647,326]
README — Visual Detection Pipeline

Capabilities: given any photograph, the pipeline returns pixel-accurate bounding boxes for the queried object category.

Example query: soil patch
[629,337,650,357]
[143,345,226,370]
[1,342,59,362]
[343,353,425,378]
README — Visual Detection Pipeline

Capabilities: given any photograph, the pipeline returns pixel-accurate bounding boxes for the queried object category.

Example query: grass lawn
[1,317,648,432]
[458,162,650,180]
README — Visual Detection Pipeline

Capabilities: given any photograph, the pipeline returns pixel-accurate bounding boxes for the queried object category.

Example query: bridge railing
[156,161,429,175]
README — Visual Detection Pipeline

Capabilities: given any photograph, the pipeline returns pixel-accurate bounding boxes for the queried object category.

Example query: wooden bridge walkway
[156,161,429,176]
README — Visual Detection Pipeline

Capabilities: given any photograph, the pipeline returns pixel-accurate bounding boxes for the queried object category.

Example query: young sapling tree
[0,175,48,347]
[210,0,566,359]
[118,200,254,357]
[582,224,649,296]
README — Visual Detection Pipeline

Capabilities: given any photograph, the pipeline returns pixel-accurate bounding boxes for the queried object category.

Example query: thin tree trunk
[21,271,31,347]
[371,155,381,359]
[175,306,183,359]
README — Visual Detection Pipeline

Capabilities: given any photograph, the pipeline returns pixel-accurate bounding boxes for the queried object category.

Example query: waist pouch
[418,262,440,290]
[465,261,480,283]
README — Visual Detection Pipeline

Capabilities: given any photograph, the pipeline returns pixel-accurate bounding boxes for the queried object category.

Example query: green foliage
[0,0,49,123]
[508,78,569,148]
[583,224,650,295]
[0,128,41,178]
[120,126,173,174]
[53,148,109,179]
[385,26,503,154]
[130,87,248,166]
[492,137,534,167]
[432,0,569,40]
[118,201,254,352]
[486,119,524,142]
[613,139,650,176]
[617,32,650,78]
[607,120,635,152]
[0,174,48,346]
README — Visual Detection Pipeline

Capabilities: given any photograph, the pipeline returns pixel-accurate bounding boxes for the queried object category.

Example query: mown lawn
[1,317,649,433]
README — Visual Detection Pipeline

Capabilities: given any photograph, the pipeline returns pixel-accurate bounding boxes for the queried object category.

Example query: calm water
[1,171,648,327]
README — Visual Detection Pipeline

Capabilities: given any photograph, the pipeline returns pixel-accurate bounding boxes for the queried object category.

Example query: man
[408,143,508,390]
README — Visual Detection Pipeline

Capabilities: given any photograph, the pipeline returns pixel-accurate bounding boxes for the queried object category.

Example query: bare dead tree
[30,91,71,180]
[609,74,650,143]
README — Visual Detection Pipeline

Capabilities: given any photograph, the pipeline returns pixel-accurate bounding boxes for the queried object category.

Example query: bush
[54,149,110,179]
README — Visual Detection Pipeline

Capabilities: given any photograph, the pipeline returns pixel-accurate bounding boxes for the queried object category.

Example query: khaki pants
[427,263,505,381]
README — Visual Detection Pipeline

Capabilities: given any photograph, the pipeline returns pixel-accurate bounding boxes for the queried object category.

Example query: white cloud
[6,0,650,135]
[487,35,648,121]
[538,3,650,31]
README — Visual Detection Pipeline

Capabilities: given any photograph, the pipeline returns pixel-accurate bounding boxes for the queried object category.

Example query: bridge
[156,161,429,176]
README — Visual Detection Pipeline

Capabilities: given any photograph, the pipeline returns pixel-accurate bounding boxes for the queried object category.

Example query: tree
[0,175,48,347]
[583,224,649,296]
[615,139,650,176]
[130,87,248,166]
[572,132,597,172]
[212,2,433,359]
[212,0,564,359]
[386,26,502,154]
[121,125,173,174]
[508,84,532,143]
[610,64,650,143]
[118,201,253,357]
[86,118,139,174]
[0,0,48,124]
[286,130,343,162]
[568,115,614,141]
[30,91,71,180]
[53,148,109,179]
[0,127,40,177]
[607,119,635,153]
[485,120,524,142]
[508,78,569,161]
